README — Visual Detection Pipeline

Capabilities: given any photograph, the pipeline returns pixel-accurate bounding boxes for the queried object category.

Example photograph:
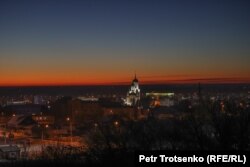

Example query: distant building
[0,145,20,160]
[124,74,140,106]
[33,95,44,105]
[77,96,99,102]
[6,100,30,106]
[32,115,54,126]
[146,92,174,97]
[146,92,175,107]
[7,115,37,129]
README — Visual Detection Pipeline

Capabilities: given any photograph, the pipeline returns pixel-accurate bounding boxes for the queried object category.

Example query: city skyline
[1,0,250,86]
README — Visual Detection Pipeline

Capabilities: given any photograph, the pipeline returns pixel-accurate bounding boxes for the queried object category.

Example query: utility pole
[41,129,44,142]
[66,117,72,145]
[70,120,72,145]
[41,124,48,143]
[4,123,7,144]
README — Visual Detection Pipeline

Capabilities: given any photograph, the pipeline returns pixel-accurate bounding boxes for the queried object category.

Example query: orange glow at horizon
[1,74,250,86]
[1,59,250,86]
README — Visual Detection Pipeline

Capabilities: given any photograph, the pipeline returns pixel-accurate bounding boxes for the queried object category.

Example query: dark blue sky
[0,0,250,85]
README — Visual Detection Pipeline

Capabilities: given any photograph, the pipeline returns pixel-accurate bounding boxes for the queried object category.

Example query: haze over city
[1,0,250,86]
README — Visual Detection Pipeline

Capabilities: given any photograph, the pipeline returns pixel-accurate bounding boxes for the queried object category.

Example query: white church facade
[124,74,140,106]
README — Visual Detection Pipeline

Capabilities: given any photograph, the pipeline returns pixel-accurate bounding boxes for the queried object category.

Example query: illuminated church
[124,74,140,106]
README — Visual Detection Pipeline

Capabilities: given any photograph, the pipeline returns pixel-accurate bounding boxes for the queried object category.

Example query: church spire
[133,72,138,82]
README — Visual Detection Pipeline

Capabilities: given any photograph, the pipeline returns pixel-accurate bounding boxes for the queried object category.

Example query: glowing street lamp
[114,121,119,126]
[114,121,121,134]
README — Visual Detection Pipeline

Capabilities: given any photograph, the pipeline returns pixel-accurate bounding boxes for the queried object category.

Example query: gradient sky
[1,0,250,86]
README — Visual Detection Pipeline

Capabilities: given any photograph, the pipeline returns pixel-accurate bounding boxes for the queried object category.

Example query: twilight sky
[0,0,250,86]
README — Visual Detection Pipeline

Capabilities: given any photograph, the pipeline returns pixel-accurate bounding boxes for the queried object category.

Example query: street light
[114,121,119,126]
[94,123,98,132]
[114,121,121,134]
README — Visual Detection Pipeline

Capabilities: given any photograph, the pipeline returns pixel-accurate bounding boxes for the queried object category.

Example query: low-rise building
[0,145,20,160]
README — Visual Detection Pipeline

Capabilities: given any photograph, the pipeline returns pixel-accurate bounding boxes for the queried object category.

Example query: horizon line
[1,77,250,87]
[1,81,250,87]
